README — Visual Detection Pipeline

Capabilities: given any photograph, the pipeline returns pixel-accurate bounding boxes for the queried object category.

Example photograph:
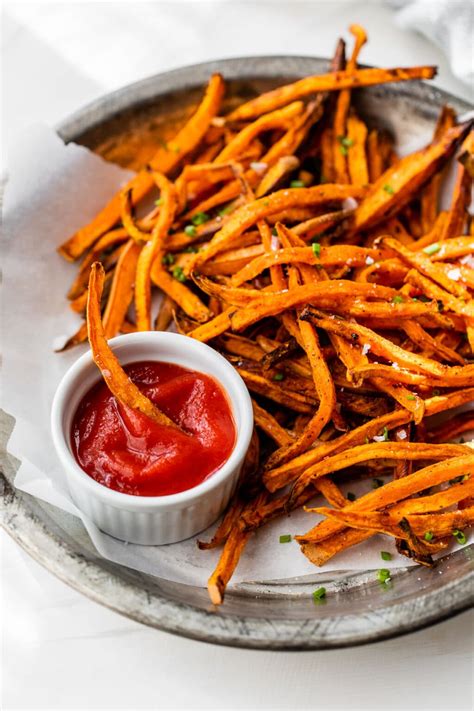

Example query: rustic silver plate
[1,57,473,650]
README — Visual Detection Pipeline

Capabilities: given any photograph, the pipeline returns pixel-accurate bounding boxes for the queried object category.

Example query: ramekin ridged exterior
[51,332,253,544]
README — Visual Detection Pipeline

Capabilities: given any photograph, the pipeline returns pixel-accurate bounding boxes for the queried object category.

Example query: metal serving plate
[1,57,473,650]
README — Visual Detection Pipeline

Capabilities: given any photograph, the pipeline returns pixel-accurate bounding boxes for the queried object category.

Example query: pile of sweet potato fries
[58,26,474,604]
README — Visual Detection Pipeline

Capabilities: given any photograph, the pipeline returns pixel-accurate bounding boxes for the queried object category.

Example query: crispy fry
[207,525,252,605]
[383,236,471,299]
[252,399,294,446]
[103,240,142,339]
[440,163,471,240]
[351,123,470,233]
[289,442,469,506]
[58,74,224,261]
[135,171,178,330]
[420,105,456,232]
[333,26,368,184]
[190,185,367,266]
[87,262,182,430]
[154,294,175,331]
[227,66,437,122]
[264,387,474,491]
[297,454,474,545]
[67,228,129,300]
[347,113,369,186]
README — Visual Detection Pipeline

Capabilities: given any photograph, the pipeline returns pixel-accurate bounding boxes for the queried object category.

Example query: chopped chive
[382,426,389,441]
[184,225,197,237]
[161,253,175,266]
[338,136,354,148]
[372,478,384,489]
[184,245,199,253]
[218,204,233,217]
[424,531,434,541]
[423,242,440,255]
[312,242,321,258]
[191,212,210,226]
[273,372,285,382]
[290,179,305,188]
[339,145,349,156]
[377,568,391,584]
[312,586,326,601]
[279,534,292,544]
[154,197,162,207]
[172,266,186,283]
[347,492,356,502]
[364,436,369,444]
[406,394,416,401]
[449,475,464,485]
[453,529,467,545]
[381,551,392,561]
[383,184,395,195]
[392,295,404,304]
[272,227,278,236]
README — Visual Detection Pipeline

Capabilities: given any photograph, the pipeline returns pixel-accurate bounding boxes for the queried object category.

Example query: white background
[2,1,473,709]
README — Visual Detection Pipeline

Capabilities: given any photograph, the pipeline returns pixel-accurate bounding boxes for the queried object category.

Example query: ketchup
[71,361,236,496]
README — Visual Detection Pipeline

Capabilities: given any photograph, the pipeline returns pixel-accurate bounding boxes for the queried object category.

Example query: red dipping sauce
[71,361,236,497]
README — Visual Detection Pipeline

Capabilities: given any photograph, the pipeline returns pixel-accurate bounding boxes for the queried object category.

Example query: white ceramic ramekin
[51,332,253,545]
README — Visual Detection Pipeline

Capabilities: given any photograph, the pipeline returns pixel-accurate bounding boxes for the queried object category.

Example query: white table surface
[2,2,473,709]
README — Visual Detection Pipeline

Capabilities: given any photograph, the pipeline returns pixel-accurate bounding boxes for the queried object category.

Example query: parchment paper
[2,124,471,588]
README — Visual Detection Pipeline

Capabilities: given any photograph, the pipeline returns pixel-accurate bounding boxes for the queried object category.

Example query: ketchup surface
[71,361,236,496]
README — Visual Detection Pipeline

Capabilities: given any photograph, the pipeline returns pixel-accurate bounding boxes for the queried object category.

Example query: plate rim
[2,54,473,650]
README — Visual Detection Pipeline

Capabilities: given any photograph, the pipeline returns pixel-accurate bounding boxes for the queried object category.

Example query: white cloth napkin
[390,0,474,86]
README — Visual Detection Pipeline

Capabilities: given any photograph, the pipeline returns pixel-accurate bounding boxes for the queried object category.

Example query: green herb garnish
[184,245,199,253]
[337,136,353,155]
[154,197,162,207]
[312,587,326,601]
[172,266,186,283]
[377,568,391,584]
[184,225,197,237]
[279,534,292,544]
[392,295,404,304]
[218,204,233,217]
[161,253,175,266]
[191,212,210,226]
[383,184,395,195]
[273,373,285,382]
[406,394,416,401]
[372,478,384,489]
[312,242,321,258]
[424,531,434,541]
[290,180,305,188]
[453,529,467,545]
[381,551,392,561]
[423,243,440,256]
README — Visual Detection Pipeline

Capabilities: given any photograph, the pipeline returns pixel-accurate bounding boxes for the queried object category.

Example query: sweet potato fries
[58,26,473,604]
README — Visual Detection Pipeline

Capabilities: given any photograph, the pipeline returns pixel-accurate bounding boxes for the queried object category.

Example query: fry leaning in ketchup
[86,262,183,431]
